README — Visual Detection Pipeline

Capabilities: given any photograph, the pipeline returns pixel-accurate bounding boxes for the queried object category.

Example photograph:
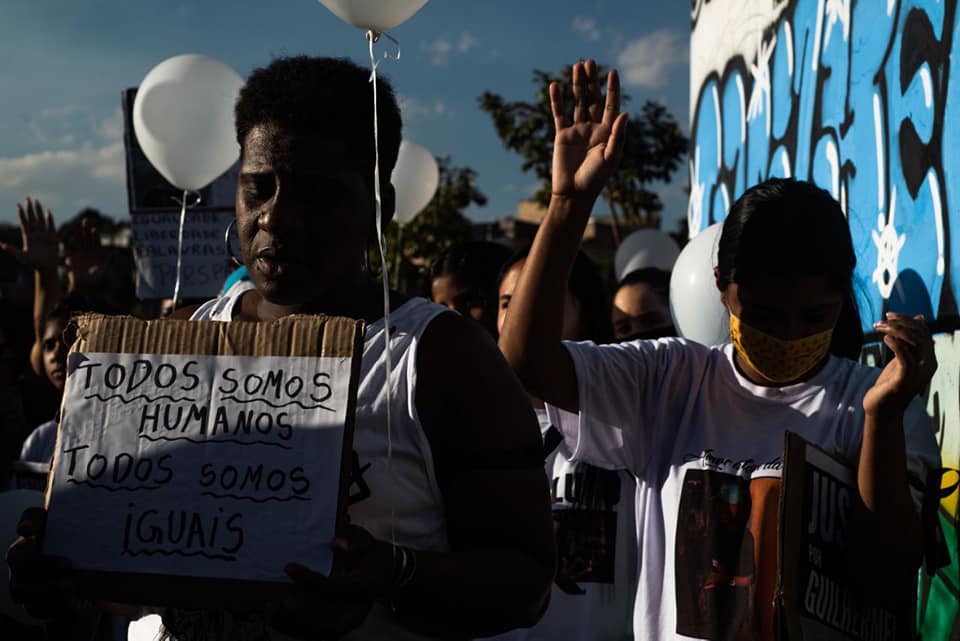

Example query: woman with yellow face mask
[498,58,941,641]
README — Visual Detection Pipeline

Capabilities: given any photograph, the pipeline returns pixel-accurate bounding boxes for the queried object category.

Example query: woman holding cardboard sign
[497,59,941,641]
[9,56,554,641]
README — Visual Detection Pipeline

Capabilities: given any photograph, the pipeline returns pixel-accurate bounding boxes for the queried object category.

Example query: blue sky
[0,0,690,230]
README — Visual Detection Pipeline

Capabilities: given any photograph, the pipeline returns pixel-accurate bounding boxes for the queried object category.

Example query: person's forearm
[33,266,60,339]
[854,410,922,579]
[498,195,591,405]
[391,547,552,638]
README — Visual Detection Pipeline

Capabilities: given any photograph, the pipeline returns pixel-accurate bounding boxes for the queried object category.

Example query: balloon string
[172,190,188,312]
[368,29,396,552]
[169,190,202,313]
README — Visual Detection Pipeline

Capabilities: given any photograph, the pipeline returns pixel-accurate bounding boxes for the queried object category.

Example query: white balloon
[318,0,429,32]
[133,54,243,192]
[391,141,439,225]
[614,229,680,282]
[669,223,730,346]
[0,490,44,626]
[128,614,164,641]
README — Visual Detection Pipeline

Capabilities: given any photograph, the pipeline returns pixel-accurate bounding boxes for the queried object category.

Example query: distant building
[471,199,649,267]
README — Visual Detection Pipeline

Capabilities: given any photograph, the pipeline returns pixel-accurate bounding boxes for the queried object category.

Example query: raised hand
[864,312,938,416]
[550,59,629,206]
[0,197,58,273]
[65,216,104,291]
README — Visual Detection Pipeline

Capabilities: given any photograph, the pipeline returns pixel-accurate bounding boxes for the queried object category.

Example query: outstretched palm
[0,198,58,272]
[550,60,628,204]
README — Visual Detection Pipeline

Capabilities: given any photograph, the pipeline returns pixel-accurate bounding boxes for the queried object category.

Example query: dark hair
[43,293,116,330]
[433,241,513,310]
[499,246,614,344]
[235,56,403,182]
[717,178,862,358]
[617,267,671,308]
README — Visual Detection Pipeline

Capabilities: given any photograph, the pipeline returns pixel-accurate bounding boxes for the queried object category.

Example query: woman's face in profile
[235,123,374,305]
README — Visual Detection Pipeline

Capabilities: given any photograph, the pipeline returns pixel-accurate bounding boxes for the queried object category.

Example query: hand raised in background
[64,216,104,292]
[0,198,58,274]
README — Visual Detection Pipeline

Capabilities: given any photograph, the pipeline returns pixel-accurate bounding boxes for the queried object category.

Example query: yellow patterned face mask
[729,314,833,384]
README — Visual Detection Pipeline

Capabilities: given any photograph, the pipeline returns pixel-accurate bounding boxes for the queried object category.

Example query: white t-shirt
[546,338,940,641]
[489,410,637,641]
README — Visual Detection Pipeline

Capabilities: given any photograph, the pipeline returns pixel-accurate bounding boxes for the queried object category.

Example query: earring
[224,219,242,267]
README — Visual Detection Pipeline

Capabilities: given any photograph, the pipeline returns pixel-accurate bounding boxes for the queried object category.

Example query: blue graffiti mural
[690,3,959,639]
[689,0,957,331]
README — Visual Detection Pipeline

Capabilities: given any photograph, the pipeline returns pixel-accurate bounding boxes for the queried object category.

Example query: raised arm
[497,59,628,412]
[0,198,61,374]
[856,313,938,585]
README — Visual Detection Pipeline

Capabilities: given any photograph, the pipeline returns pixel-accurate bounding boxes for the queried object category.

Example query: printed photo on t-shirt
[675,469,755,640]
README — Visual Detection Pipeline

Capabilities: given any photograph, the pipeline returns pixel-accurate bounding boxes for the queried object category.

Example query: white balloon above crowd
[132,54,243,193]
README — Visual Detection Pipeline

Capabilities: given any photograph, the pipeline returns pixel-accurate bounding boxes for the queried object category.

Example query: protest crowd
[0,24,947,641]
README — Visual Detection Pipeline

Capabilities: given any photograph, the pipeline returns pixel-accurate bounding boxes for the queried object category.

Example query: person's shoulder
[169,303,204,320]
[417,305,489,352]
[822,355,882,392]
[577,335,718,368]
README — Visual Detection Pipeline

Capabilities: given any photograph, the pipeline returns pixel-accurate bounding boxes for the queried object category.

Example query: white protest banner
[43,314,363,607]
[131,211,236,300]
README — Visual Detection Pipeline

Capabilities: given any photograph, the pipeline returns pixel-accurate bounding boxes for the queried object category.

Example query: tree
[380,157,485,291]
[479,64,687,239]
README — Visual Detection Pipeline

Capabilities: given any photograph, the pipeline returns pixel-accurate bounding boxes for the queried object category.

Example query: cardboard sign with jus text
[43,314,364,608]
[778,432,914,641]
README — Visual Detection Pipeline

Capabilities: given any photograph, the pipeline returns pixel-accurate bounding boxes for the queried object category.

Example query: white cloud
[616,29,688,88]
[398,95,450,121]
[98,108,124,142]
[422,32,477,66]
[0,109,127,218]
[457,32,477,53]
[0,141,126,215]
[572,17,601,42]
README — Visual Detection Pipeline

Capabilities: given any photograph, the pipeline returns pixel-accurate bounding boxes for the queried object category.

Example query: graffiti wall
[689,0,958,638]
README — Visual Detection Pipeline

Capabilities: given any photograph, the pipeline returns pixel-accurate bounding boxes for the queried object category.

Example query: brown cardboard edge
[777,431,807,641]
[46,312,366,609]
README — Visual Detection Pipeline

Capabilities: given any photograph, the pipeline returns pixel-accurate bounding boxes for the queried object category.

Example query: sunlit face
[611,282,673,340]
[42,318,68,392]
[497,260,581,340]
[720,273,843,341]
[236,123,376,305]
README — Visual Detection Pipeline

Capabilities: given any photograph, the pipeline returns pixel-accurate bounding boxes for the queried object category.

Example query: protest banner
[43,313,364,608]
[130,211,236,300]
[778,432,914,641]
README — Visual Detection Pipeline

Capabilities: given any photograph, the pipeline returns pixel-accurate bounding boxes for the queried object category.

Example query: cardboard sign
[43,314,364,608]
[130,211,237,300]
[778,432,914,641]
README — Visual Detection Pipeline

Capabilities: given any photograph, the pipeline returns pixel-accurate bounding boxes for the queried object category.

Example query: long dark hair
[717,178,863,359]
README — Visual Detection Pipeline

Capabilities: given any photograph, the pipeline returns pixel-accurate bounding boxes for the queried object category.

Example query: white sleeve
[903,396,942,513]
[545,337,707,475]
